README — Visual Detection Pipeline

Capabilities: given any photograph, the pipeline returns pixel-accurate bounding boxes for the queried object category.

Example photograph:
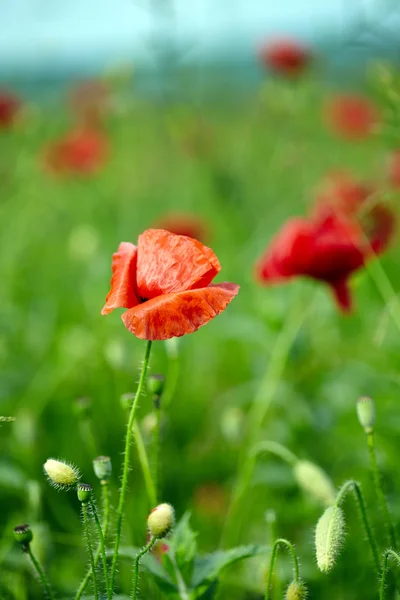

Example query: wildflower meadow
[2,39,400,600]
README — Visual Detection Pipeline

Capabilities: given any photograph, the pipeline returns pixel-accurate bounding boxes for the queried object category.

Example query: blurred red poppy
[258,38,311,76]
[0,91,20,128]
[69,80,109,127]
[156,213,208,242]
[256,182,395,312]
[387,150,400,189]
[44,128,108,175]
[314,171,373,219]
[101,229,239,340]
[324,94,379,139]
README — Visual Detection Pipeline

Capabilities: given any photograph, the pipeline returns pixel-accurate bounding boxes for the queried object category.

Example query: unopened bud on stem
[13,524,33,548]
[93,456,112,482]
[315,506,345,573]
[77,483,93,504]
[147,503,175,539]
[286,580,308,600]
[43,458,80,490]
[356,396,375,434]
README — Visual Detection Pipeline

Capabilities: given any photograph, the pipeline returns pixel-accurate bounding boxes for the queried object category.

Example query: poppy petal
[330,279,352,313]
[136,229,221,299]
[121,282,239,340]
[101,242,140,315]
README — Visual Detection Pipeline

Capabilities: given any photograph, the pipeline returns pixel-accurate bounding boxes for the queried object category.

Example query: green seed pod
[77,483,93,504]
[147,503,175,539]
[13,524,33,546]
[93,456,112,482]
[293,460,336,507]
[147,374,165,399]
[356,396,375,434]
[315,506,345,573]
[286,580,308,600]
[43,458,80,490]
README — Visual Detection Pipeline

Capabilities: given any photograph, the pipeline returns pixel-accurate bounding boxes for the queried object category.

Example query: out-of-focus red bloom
[314,171,373,219]
[387,150,400,189]
[258,38,311,76]
[0,91,20,128]
[101,229,239,340]
[44,128,108,175]
[193,483,228,518]
[256,181,395,312]
[69,80,109,127]
[155,213,209,242]
[324,94,379,140]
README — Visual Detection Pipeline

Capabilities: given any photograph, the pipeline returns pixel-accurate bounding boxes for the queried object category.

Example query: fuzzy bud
[285,580,308,600]
[43,458,80,490]
[294,460,336,507]
[147,503,175,539]
[315,506,345,573]
[77,483,93,503]
[13,524,33,547]
[356,396,375,434]
[93,456,112,482]
[147,374,165,400]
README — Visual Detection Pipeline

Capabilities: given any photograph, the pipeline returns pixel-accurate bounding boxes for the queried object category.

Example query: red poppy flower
[256,185,395,312]
[387,150,400,189]
[324,94,379,140]
[258,38,311,77]
[44,128,108,175]
[155,213,208,242]
[314,171,373,219]
[69,80,109,127]
[101,229,239,340]
[0,91,20,128]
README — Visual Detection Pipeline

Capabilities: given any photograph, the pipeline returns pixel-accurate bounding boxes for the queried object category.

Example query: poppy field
[2,54,400,600]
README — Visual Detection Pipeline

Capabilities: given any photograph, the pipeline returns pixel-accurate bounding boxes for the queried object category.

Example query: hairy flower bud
[43,458,80,490]
[77,483,93,503]
[356,396,375,434]
[294,460,336,507]
[315,506,345,573]
[147,374,165,399]
[147,503,175,539]
[13,524,33,547]
[93,456,112,482]
[286,580,308,600]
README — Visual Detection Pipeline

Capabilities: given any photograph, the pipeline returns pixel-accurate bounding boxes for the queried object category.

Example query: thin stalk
[367,432,397,548]
[221,294,311,547]
[170,551,190,600]
[251,440,298,466]
[110,340,153,591]
[26,545,54,600]
[153,401,161,502]
[75,482,111,600]
[90,500,111,600]
[82,503,99,600]
[335,480,380,573]
[380,550,400,600]
[132,420,157,507]
[131,537,157,599]
[264,538,300,600]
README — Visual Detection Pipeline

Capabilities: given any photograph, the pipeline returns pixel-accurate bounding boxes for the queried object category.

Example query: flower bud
[77,483,93,503]
[147,503,175,539]
[147,374,165,399]
[13,524,33,546]
[293,460,336,507]
[315,506,345,573]
[356,396,375,434]
[286,580,308,600]
[93,456,112,482]
[43,458,80,490]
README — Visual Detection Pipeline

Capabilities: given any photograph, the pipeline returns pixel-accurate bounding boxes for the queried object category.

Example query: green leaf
[192,544,269,588]
[169,512,198,582]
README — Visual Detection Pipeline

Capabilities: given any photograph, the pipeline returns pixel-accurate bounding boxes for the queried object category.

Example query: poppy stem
[131,537,156,599]
[26,545,55,600]
[132,419,157,507]
[89,499,111,600]
[264,538,300,600]
[110,340,153,592]
[380,550,400,600]
[82,502,99,600]
[153,398,161,503]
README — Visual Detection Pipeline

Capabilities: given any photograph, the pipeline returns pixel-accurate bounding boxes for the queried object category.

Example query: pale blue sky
[0,0,393,76]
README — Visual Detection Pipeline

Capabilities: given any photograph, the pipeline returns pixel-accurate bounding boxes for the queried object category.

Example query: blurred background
[2,0,400,598]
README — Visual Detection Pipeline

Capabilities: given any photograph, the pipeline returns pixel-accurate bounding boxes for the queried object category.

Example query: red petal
[330,279,353,312]
[121,282,239,340]
[101,242,140,315]
[136,229,221,300]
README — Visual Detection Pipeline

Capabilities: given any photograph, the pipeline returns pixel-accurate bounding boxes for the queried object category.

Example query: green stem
[221,294,310,547]
[131,537,157,599]
[380,550,400,600]
[90,500,111,600]
[132,420,157,507]
[110,340,153,591]
[75,482,111,600]
[365,254,400,334]
[26,545,54,600]
[334,480,380,573]
[153,402,161,503]
[264,538,300,600]
[251,441,298,466]
[367,432,397,548]
[170,551,191,600]
[82,503,99,600]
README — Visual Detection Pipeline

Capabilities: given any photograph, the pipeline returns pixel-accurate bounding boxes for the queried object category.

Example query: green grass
[1,76,400,599]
